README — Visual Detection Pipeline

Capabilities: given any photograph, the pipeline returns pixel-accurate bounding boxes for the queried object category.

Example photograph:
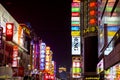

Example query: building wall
[105,40,120,69]
[84,36,98,72]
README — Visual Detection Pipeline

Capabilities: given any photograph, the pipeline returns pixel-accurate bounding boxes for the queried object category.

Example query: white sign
[72,36,81,55]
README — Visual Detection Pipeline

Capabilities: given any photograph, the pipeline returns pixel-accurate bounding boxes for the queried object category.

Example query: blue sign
[71,26,80,31]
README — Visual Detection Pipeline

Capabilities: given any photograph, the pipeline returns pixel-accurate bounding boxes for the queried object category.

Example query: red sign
[6,23,14,41]
[12,46,18,67]
[72,12,80,17]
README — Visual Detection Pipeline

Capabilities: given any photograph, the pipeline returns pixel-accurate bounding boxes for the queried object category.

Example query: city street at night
[0,0,120,80]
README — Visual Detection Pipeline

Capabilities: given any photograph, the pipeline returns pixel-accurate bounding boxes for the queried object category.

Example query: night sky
[1,0,72,71]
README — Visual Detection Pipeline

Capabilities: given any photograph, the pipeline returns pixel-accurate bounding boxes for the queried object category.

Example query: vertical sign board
[6,23,14,41]
[12,46,18,67]
[71,0,81,56]
[72,57,81,78]
[72,36,81,55]
[40,42,46,70]
[45,46,50,70]
[0,27,3,49]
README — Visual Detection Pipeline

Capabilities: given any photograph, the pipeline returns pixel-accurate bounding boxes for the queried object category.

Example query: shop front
[104,42,120,80]
[105,63,120,80]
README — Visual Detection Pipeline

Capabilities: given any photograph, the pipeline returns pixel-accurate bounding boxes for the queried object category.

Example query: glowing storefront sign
[72,57,81,78]
[18,26,24,48]
[40,42,46,70]
[12,46,18,67]
[45,46,50,70]
[104,63,120,80]
[6,23,14,41]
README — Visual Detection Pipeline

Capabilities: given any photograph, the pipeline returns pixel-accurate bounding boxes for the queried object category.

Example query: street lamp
[28,64,31,75]
[28,64,31,69]
[17,57,20,67]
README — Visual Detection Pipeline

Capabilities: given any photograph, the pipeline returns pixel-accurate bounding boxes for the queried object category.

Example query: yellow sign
[19,24,30,36]
[108,31,116,36]
[83,26,98,34]
[71,31,80,36]
[73,0,80,2]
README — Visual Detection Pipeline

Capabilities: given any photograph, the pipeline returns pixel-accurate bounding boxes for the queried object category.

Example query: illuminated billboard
[71,7,80,12]
[72,12,80,17]
[71,0,81,55]
[12,46,18,67]
[71,17,80,22]
[71,26,80,31]
[71,21,80,26]
[72,57,81,78]
[6,23,14,41]
[72,68,81,73]
[40,42,46,70]
[72,36,80,55]
[71,31,80,36]
[45,46,51,70]
[72,3,80,7]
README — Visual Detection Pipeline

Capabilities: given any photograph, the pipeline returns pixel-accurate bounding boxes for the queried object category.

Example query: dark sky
[1,0,72,71]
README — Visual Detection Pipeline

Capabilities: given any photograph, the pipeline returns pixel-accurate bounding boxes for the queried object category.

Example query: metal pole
[17,57,20,78]
[2,33,7,80]
[3,41,6,66]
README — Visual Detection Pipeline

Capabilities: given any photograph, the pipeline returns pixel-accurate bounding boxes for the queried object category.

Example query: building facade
[97,0,120,79]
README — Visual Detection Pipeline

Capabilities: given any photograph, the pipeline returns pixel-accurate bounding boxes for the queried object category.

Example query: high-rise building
[80,0,98,78]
